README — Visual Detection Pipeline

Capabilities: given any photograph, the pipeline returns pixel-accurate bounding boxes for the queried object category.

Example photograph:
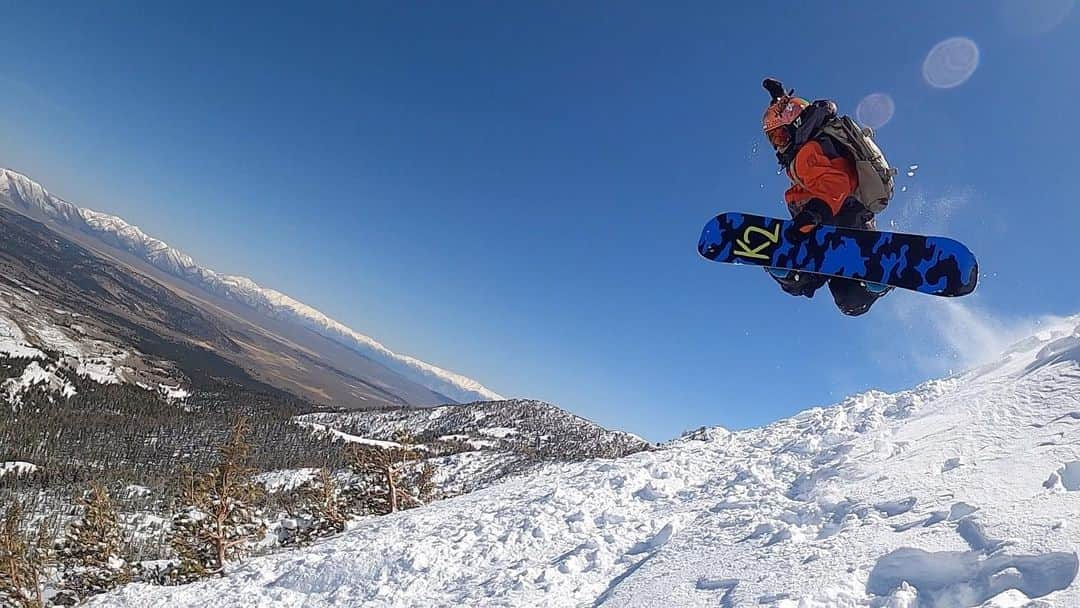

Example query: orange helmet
[762,96,809,133]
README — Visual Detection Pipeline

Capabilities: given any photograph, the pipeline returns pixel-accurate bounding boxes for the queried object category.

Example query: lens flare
[923,37,980,89]
[856,93,895,129]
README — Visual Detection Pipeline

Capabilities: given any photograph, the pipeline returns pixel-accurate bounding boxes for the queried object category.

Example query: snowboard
[697,212,978,297]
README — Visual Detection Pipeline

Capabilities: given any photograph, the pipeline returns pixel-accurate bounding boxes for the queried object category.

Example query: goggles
[767,126,792,150]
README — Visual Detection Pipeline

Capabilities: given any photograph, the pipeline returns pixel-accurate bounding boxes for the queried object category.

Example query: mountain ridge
[0,167,502,404]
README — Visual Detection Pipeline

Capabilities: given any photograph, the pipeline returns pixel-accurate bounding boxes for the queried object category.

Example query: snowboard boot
[767,267,794,280]
[765,267,827,298]
[829,278,891,316]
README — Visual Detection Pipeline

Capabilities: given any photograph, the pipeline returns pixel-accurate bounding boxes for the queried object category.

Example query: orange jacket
[784,140,858,215]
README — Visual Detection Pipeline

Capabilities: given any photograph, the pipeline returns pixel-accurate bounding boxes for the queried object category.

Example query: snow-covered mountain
[89,315,1080,607]
[297,400,652,496]
[300,399,649,460]
[0,168,501,404]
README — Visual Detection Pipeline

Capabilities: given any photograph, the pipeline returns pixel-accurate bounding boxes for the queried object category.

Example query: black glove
[791,199,833,235]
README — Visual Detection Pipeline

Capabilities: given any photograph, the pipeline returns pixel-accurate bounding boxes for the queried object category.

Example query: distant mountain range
[0,167,501,406]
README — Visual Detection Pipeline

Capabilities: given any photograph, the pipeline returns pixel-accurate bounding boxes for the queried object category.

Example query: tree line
[0,418,438,607]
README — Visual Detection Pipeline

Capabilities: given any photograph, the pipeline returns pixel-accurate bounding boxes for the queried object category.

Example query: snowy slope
[0,168,501,404]
[295,400,651,497]
[88,316,1080,607]
[0,283,130,401]
[299,399,650,460]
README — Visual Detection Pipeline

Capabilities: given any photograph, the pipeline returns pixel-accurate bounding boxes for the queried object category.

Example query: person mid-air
[760,77,893,317]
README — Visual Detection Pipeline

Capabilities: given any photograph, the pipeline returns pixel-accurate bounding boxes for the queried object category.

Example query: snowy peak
[0,168,86,225]
[0,168,502,404]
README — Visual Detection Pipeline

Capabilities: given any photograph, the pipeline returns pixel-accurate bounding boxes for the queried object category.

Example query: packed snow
[0,167,502,404]
[88,318,1080,606]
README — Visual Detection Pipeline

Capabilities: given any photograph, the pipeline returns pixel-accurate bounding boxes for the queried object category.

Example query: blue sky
[1,2,1077,441]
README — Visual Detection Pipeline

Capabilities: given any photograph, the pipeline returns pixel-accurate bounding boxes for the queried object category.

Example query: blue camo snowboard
[698,212,978,297]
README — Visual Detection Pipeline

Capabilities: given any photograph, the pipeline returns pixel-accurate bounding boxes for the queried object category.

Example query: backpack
[818,115,897,213]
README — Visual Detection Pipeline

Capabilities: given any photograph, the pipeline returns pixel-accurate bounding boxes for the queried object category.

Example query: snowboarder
[760,77,893,316]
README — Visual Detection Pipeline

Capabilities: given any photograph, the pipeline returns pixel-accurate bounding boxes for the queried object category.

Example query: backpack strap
[776,99,838,167]
[791,100,837,149]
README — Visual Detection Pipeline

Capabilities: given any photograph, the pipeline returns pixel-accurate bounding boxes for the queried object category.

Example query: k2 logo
[733,222,781,261]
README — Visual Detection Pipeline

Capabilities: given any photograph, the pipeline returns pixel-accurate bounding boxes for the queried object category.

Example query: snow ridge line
[0,168,503,404]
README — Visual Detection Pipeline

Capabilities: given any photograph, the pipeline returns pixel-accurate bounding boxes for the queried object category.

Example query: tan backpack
[818,116,897,213]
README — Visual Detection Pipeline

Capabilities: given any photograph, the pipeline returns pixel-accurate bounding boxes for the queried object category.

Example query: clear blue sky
[1,2,1077,441]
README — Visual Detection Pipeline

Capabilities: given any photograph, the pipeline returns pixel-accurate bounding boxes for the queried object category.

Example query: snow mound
[0,168,501,404]
[88,316,1080,607]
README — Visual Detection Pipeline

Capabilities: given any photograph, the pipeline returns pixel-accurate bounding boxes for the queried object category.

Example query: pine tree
[345,431,437,515]
[393,431,437,508]
[414,462,437,505]
[284,469,346,545]
[0,501,52,608]
[54,482,130,604]
[170,418,266,580]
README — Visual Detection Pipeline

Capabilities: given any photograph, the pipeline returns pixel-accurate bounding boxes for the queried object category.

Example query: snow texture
[0,461,38,477]
[0,168,501,404]
[0,313,46,360]
[255,468,320,493]
[157,383,190,402]
[87,317,1080,606]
